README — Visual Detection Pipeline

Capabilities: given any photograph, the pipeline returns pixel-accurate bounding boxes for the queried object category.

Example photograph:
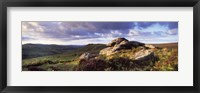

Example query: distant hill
[22,44,83,59]
[151,43,178,48]
[74,44,107,54]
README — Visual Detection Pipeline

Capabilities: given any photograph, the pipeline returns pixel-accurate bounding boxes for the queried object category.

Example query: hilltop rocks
[145,44,155,49]
[79,52,97,60]
[99,47,115,56]
[106,38,131,52]
[130,41,145,47]
[80,38,156,63]
[107,38,129,47]
[99,38,145,56]
[77,37,159,71]
[99,37,156,63]
[134,49,155,62]
[106,38,145,50]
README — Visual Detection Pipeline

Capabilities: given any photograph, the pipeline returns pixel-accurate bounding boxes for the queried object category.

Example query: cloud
[22,36,35,41]
[128,29,140,36]
[134,22,178,29]
[130,22,178,37]
[22,22,133,40]
[22,22,45,32]
[22,21,178,44]
[166,28,178,35]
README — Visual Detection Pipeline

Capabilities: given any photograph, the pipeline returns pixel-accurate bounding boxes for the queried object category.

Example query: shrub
[77,59,107,71]
[153,48,178,71]
[107,57,132,70]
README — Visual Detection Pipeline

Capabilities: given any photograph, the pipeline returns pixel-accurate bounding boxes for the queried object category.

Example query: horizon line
[22,41,178,46]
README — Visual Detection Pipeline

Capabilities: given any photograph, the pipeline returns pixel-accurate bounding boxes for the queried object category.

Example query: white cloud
[128,29,140,36]
[139,23,168,33]
[166,28,178,35]
[111,30,122,35]
[22,22,45,32]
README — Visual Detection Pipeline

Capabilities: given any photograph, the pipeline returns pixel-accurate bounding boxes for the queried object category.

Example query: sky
[22,21,178,45]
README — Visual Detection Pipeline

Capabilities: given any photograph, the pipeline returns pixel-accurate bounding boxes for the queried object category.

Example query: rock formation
[99,37,145,56]
[145,44,156,49]
[134,49,155,62]
[80,37,156,66]
[79,52,97,60]
[78,37,159,71]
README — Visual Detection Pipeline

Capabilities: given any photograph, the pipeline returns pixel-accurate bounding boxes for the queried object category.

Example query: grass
[22,44,106,71]
[22,53,78,67]
[153,48,178,71]
[37,60,79,71]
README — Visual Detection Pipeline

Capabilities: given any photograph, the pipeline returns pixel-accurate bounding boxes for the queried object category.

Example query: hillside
[152,43,178,48]
[22,44,106,71]
[22,44,83,59]
[22,38,178,71]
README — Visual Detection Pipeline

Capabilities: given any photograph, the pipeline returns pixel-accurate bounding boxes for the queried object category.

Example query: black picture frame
[0,0,200,93]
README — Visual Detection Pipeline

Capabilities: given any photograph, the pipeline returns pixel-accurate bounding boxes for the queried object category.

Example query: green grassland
[22,44,106,71]
[22,44,83,59]
[22,43,178,71]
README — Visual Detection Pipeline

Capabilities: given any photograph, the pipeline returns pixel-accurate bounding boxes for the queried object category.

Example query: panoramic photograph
[22,21,178,71]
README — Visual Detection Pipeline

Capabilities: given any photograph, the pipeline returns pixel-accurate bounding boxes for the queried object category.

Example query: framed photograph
[0,0,200,93]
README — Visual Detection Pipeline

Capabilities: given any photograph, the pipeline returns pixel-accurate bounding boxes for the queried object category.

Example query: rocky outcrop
[129,41,145,47]
[134,49,155,62]
[99,47,115,56]
[99,38,144,56]
[79,52,97,60]
[78,37,158,71]
[145,44,155,49]
[112,40,130,51]
[107,38,129,47]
